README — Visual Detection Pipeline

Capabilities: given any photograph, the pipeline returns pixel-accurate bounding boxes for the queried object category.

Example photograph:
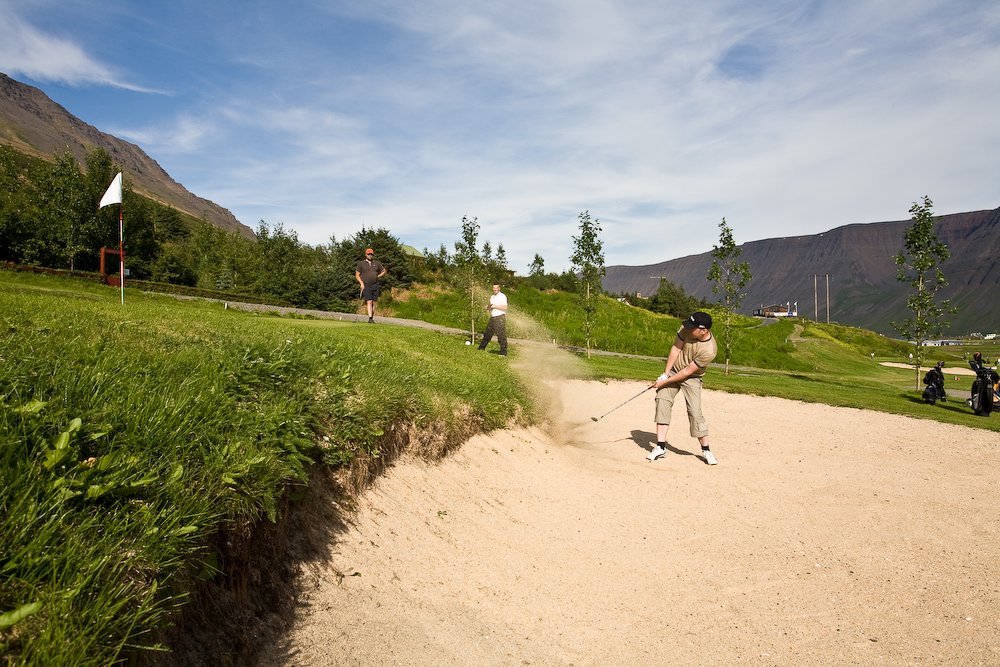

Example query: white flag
[99,172,122,208]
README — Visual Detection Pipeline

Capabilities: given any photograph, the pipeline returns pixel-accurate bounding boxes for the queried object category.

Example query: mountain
[602,208,1000,336]
[0,73,254,239]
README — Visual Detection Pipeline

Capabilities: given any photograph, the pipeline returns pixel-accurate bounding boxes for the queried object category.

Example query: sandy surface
[261,379,1000,666]
[880,361,977,377]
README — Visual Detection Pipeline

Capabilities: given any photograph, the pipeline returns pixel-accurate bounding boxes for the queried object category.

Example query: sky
[2,0,999,274]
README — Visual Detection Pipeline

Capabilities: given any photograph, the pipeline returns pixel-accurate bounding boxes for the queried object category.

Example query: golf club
[591,386,653,421]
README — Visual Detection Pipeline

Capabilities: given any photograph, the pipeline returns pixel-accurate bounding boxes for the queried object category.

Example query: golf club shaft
[594,386,652,420]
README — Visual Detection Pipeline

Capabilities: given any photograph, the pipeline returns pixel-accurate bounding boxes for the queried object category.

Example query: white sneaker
[646,445,667,461]
[702,449,718,465]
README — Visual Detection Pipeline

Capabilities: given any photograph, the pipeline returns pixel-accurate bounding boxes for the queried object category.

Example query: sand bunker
[260,380,1000,666]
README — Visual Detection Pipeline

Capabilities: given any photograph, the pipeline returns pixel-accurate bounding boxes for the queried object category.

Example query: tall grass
[0,271,535,665]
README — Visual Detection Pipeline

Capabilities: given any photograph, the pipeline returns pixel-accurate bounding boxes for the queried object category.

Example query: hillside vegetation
[0,73,248,237]
[388,283,906,367]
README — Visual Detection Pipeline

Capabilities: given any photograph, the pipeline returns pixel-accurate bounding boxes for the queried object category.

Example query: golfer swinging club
[647,311,719,465]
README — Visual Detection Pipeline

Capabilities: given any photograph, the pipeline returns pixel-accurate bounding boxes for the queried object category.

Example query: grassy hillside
[392,282,999,431]
[0,270,537,666]
[389,283,909,365]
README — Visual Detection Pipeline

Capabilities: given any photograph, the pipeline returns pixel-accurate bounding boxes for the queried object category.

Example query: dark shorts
[362,283,380,301]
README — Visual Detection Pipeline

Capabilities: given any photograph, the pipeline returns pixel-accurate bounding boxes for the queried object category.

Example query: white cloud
[111,115,215,154]
[0,5,161,93]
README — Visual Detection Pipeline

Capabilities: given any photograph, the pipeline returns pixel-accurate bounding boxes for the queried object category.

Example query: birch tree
[707,218,751,375]
[570,211,605,357]
[891,196,957,390]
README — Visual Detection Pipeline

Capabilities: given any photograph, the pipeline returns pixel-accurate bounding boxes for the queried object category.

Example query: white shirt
[489,292,508,317]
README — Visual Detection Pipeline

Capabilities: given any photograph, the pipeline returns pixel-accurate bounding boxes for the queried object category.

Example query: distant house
[400,244,425,270]
[400,244,425,261]
[752,301,798,318]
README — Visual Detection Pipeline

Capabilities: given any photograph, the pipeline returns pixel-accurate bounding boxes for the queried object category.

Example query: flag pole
[118,202,125,304]
[99,171,124,303]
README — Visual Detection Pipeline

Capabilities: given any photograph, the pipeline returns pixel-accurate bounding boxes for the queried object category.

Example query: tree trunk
[469,279,476,344]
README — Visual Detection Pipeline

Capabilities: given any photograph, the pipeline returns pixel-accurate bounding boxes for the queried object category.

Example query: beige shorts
[655,377,708,438]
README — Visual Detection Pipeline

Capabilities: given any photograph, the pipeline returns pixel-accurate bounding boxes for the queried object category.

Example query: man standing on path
[647,311,719,465]
[478,282,508,356]
[355,248,387,323]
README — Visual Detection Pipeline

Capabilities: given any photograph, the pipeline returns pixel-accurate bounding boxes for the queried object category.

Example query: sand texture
[261,380,1000,666]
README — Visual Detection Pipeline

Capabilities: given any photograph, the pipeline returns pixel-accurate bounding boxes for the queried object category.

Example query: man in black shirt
[355,248,387,323]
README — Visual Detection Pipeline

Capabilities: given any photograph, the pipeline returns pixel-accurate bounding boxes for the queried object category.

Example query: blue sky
[2,0,999,274]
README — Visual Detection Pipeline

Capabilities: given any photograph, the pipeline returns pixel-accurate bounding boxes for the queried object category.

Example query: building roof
[400,244,425,258]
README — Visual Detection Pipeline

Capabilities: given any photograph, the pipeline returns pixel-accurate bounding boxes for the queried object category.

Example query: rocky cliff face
[0,72,254,239]
[603,208,1000,335]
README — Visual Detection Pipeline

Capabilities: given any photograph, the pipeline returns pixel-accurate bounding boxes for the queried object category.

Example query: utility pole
[813,274,818,320]
[810,274,831,323]
[825,274,831,323]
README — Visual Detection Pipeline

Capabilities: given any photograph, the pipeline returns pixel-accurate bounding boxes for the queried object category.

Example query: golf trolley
[921,362,947,405]
[966,360,1000,416]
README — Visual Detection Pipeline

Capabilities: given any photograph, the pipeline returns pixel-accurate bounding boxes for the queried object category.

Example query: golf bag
[921,363,947,405]
[967,360,1000,416]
